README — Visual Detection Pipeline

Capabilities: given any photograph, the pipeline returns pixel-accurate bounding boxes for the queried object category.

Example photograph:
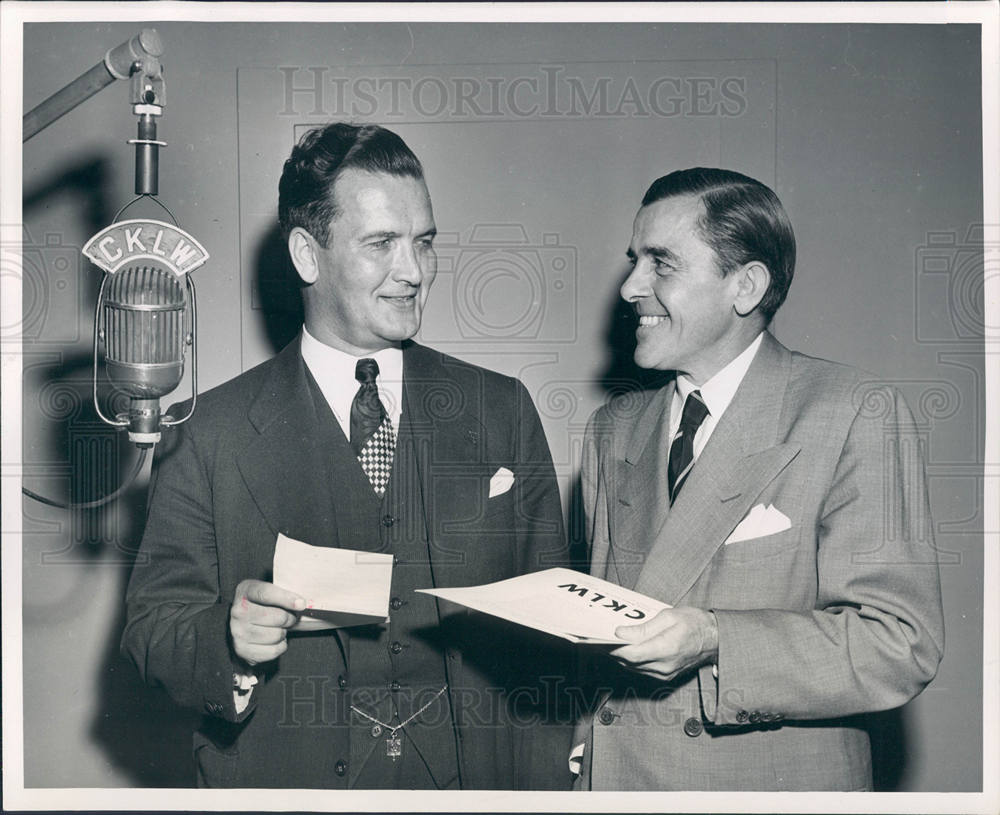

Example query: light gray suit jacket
[574,332,944,791]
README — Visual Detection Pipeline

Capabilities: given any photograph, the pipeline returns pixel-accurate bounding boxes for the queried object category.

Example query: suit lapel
[401,342,487,588]
[633,333,802,604]
[603,386,673,589]
[235,337,340,551]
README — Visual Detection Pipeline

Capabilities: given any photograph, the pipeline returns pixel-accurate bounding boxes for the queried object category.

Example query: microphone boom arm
[23,28,164,141]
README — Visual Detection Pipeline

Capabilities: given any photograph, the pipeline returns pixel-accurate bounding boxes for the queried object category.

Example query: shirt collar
[674,332,764,419]
[299,326,404,421]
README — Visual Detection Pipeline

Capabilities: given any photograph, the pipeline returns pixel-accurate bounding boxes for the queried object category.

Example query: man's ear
[733,261,771,317]
[288,227,320,286]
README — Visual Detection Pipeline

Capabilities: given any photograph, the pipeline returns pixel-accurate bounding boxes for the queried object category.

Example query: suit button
[390,641,403,655]
[598,708,616,726]
[683,717,703,737]
[749,711,762,724]
[390,597,403,611]
[337,674,348,689]
[390,679,401,691]
[382,514,395,527]
[736,710,749,724]
[334,760,347,776]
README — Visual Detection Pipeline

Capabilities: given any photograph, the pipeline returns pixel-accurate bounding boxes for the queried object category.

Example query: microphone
[83,219,209,446]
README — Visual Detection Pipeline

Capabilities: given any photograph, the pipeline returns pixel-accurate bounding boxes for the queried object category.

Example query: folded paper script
[273,533,393,630]
[417,567,670,644]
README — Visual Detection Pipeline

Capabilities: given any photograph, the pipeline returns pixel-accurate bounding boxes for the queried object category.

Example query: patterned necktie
[667,389,710,504]
[350,358,395,496]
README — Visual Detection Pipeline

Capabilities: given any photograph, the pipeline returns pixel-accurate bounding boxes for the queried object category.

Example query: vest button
[598,708,616,726]
[683,717,703,737]
[337,674,347,689]
[390,679,401,691]
[382,514,395,527]
[390,641,403,655]
[334,760,347,776]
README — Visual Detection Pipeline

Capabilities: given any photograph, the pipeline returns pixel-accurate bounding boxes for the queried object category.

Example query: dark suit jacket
[122,337,573,789]
[574,332,944,790]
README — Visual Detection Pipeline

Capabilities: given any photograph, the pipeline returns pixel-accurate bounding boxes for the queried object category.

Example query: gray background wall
[19,21,984,790]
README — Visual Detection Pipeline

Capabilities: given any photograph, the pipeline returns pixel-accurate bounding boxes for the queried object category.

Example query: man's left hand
[610,607,719,681]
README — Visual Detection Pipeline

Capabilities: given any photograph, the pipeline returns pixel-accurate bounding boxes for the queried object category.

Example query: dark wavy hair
[278,122,424,247]
[642,168,796,321]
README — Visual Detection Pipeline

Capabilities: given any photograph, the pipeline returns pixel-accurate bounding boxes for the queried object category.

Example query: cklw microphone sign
[83,219,209,276]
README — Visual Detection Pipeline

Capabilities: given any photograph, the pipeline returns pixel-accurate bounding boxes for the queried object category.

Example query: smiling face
[294,169,437,355]
[621,194,757,384]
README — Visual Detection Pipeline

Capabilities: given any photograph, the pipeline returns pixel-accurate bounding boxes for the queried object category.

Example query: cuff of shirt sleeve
[697,662,719,722]
[232,670,259,715]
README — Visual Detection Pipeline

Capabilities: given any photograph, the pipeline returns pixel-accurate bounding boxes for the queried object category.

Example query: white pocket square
[489,467,515,498]
[724,503,791,544]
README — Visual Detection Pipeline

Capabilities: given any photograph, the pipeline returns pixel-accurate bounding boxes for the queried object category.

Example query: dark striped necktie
[667,389,710,504]
[350,358,395,496]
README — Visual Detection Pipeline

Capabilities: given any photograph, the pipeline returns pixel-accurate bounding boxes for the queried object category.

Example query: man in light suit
[122,123,572,789]
[572,168,944,790]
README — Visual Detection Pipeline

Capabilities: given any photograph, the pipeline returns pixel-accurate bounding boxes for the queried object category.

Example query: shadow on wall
[22,352,201,786]
[252,223,304,356]
[867,708,909,791]
[90,550,202,787]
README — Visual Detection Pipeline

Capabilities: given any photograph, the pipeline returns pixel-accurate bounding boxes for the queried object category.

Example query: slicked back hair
[641,168,795,322]
[278,122,424,247]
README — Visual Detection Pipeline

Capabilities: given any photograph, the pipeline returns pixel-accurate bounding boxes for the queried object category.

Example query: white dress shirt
[668,332,764,460]
[300,326,404,438]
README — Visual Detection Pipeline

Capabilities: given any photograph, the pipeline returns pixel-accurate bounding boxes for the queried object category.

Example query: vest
[306,373,460,789]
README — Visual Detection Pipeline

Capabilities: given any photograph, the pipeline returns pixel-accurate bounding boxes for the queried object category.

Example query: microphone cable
[22,446,150,510]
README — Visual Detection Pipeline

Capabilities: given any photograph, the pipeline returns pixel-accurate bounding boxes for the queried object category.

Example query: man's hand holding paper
[609,607,719,681]
[229,579,306,666]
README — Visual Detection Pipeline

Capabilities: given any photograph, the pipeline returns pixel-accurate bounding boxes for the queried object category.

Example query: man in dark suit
[572,168,944,790]
[122,123,572,789]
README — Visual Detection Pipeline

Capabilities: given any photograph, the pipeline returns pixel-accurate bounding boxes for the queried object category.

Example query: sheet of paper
[273,534,393,630]
[417,567,671,644]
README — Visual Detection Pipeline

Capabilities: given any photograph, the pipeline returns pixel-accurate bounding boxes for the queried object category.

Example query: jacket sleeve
[703,386,945,725]
[121,419,252,723]
[511,379,569,574]
[581,407,614,579]
[507,379,577,789]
